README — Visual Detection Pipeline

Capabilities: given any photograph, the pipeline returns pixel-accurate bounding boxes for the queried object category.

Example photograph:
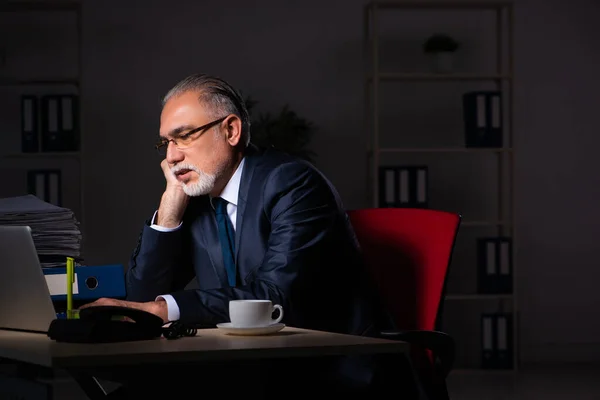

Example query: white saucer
[216,322,285,336]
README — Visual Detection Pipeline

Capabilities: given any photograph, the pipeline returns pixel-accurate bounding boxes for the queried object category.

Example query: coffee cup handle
[272,304,283,324]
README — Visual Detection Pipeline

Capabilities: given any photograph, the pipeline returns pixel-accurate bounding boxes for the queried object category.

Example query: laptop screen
[0,226,57,333]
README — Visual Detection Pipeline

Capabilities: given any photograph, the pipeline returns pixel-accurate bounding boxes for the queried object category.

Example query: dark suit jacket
[126,144,384,337]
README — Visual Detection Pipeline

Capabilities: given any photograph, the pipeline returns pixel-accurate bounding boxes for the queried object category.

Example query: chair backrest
[347,208,461,332]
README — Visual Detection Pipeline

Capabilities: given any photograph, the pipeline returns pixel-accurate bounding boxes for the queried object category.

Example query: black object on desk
[47,305,164,343]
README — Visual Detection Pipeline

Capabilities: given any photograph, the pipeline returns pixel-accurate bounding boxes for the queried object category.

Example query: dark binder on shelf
[463,91,502,147]
[379,166,397,207]
[40,94,79,152]
[481,312,513,369]
[27,169,62,206]
[496,313,513,368]
[20,95,39,153]
[481,313,495,368]
[378,165,428,208]
[477,236,512,294]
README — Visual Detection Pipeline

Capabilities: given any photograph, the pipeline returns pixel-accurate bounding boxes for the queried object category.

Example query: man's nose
[166,142,184,164]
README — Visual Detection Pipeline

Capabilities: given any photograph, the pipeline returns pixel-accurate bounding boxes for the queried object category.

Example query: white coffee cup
[229,299,284,328]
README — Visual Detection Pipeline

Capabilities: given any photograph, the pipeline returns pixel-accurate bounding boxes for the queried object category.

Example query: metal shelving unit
[0,1,84,232]
[364,0,517,371]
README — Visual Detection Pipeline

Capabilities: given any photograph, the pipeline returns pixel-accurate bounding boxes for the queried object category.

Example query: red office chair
[347,208,461,400]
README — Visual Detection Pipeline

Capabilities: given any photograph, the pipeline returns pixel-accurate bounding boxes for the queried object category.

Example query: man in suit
[82,73,404,397]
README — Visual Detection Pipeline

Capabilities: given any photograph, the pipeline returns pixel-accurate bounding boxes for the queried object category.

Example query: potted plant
[245,97,317,163]
[423,33,460,73]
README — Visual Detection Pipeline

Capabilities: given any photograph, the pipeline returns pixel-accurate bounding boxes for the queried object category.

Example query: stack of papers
[0,195,82,268]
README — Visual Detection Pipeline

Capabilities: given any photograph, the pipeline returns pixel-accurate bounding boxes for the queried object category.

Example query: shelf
[376,147,512,153]
[461,220,511,227]
[1,152,81,159]
[0,79,79,87]
[366,1,512,10]
[0,1,80,13]
[365,0,517,371]
[449,368,516,375]
[445,294,512,301]
[367,73,511,82]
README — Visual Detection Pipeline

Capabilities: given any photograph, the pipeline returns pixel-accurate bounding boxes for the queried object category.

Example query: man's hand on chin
[78,297,169,323]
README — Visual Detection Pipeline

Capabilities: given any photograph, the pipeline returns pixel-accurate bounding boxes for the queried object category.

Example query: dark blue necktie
[214,197,237,287]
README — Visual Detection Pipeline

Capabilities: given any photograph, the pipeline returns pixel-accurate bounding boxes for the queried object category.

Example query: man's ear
[224,115,242,146]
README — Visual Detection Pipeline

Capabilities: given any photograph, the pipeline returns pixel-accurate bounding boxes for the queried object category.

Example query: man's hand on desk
[79,297,169,323]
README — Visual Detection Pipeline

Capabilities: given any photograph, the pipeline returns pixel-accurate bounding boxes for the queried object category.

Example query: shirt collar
[211,157,245,207]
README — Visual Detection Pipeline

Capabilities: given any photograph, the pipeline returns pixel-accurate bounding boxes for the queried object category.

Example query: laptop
[0,225,57,333]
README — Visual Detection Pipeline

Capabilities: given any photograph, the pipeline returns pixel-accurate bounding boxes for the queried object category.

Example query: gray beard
[181,171,216,196]
[171,163,216,196]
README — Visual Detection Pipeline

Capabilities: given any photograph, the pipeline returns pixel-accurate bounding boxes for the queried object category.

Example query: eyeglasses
[154,116,227,156]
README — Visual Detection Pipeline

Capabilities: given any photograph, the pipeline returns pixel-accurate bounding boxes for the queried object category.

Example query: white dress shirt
[150,158,245,322]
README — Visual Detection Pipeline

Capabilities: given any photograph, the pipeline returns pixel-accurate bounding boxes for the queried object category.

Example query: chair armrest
[378,330,455,378]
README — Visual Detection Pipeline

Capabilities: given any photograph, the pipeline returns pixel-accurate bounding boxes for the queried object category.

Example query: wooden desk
[0,326,408,398]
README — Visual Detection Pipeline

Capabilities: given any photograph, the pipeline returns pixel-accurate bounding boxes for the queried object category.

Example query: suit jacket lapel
[234,145,259,264]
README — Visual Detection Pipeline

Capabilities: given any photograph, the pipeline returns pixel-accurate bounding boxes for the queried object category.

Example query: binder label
[497,315,507,350]
[48,98,59,132]
[399,169,409,203]
[61,96,74,131]
[476,94,486,128]
[417,169,426,203]
[45,273,80,295]
[23,98,34,133]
